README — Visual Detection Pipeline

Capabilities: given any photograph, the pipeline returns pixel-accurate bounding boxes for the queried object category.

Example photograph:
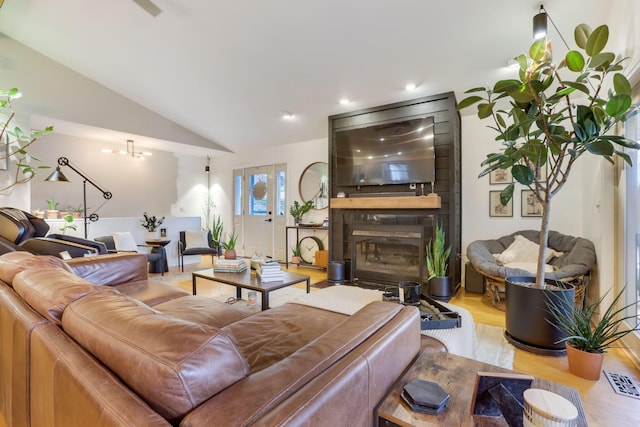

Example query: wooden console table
[378,351,587,426]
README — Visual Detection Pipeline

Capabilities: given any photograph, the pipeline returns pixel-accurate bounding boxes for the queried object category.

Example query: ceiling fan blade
[131,0,162,17]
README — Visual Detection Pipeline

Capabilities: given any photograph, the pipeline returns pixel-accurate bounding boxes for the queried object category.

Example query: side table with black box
[377,351,587,426]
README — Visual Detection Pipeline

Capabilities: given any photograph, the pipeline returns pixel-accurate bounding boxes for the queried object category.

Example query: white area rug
[474,323,515,370]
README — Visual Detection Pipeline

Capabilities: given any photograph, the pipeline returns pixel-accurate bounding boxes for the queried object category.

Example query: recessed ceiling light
[405,83,417,91]
[339,98,350,105]
[282,111,294,120]
[101,149,113,153]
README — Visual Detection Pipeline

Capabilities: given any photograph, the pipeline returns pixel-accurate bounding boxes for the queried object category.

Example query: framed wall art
[489,191,513,217]
[489,168,512,185]
[521,190,543,217]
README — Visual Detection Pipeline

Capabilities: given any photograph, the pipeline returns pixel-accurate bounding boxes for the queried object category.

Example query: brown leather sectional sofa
[0,252,429,426]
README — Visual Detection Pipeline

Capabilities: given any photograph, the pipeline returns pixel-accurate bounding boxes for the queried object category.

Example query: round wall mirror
[299,162,329,210]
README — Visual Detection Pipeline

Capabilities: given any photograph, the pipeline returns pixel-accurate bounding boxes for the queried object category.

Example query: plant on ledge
[140,212,165,231]
[59,214,77,235]
[457,23,639,288]
[289,200,314,225]
[1,88,53,192]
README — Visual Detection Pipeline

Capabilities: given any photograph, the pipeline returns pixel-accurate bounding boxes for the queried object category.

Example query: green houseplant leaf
[425,222,452,279]
[456,22,637,287]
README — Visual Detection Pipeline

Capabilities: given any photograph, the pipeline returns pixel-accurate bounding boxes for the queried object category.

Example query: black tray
[418,295,462,330]
[382,289,461,330]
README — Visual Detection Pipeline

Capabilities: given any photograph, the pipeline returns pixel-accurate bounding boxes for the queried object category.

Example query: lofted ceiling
[0,0,615,156]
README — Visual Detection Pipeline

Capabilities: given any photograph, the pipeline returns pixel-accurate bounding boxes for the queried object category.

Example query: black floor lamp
[45,157,112,238]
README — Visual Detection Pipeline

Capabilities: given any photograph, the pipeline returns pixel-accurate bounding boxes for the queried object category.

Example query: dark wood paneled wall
[328,92,461,286]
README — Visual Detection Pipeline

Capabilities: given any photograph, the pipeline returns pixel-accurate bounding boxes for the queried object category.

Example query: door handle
[265,218,272,222]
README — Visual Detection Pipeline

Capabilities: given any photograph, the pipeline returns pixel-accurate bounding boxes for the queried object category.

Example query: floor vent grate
[604,371,640,399]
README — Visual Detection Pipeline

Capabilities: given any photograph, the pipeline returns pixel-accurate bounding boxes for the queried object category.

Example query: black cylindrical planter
[505,276,574,356]
[327,261,345,282]
[428,276,452,299]
[399,281,421,306]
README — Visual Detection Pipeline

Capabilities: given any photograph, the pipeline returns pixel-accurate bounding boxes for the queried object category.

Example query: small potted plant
[210,215,224,254]
[67,204,84,219]
[45,197,59,219]
[59,214,77,235]
[425,222,452,300]
[140,212,165,239]
[547,286,640,380]
[222,228,239,260]
[31,209,44,219]
[289,200,314,225]
[290,242,302,265]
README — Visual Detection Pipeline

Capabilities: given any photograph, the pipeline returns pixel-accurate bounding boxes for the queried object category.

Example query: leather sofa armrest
[66,253,149,285]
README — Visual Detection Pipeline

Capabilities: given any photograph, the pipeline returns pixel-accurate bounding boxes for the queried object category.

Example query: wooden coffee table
[191,268,310,310]
[378,351,587,426]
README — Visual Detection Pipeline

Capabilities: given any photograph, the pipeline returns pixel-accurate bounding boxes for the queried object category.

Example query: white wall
[210,137,329,229]
[460,115,586,255]
[29,133,179,219]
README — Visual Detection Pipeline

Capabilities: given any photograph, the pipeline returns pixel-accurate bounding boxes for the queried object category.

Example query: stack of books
[255,261,284,282]
[213,258,247,273]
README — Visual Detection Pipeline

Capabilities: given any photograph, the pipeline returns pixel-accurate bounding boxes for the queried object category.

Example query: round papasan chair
[466,230,596,307]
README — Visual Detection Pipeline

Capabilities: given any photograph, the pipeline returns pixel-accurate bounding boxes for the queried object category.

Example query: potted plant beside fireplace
[426,222,453,301]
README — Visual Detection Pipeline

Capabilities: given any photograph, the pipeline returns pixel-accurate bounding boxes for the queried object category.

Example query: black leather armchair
[0,207,50,254]
[46,234,108,254]
[94,235,165,276]
[178,230,218,272]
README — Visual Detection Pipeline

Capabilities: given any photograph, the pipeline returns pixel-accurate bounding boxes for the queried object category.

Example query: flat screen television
[334,116,435,187]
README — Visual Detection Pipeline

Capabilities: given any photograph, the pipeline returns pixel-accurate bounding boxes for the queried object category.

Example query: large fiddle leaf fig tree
[458,24,639,288]
[0,88,52,192]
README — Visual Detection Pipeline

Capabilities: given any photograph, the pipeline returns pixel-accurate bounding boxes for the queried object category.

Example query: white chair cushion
[495,234,560,265]
[113,232,138,252]
[185,230,210,250]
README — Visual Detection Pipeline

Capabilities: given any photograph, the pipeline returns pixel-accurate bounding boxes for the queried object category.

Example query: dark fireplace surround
[328,92,462,291]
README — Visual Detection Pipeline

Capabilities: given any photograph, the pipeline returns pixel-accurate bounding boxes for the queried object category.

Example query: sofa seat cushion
[0,252,73,286]
[222,303,347,373]
[62,289,249,423]
[112,279,189,306]
[12,267,97,325]
[153,295,253,328]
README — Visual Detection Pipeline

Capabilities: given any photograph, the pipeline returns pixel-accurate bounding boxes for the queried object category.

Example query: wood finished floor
[159,260,640,426]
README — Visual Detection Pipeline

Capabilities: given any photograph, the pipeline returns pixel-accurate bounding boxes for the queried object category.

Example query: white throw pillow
[185,230,210,250]
[503,262,554,273]
[113,232,138,251]
[496,235,559,265]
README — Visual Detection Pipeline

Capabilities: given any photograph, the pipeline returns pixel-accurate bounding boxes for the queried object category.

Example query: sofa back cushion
[12,267,97,325]
[66,253,149,285]
[62,289,249,423]
[0,252,73,286]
